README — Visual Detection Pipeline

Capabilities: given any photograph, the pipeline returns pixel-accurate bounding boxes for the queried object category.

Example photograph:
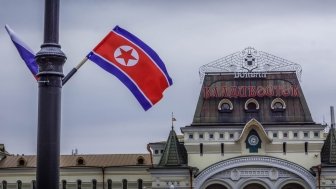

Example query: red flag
[88,26,172,110]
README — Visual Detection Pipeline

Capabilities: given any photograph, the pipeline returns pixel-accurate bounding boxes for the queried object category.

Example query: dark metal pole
[35,0,66,189]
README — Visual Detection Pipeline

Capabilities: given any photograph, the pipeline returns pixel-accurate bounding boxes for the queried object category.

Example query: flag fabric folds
[87,26,173,111]
[5,25,38,79]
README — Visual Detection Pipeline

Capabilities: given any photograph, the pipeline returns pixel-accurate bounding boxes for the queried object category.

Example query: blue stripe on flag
[12,42,38,76]
[87,52,153,111]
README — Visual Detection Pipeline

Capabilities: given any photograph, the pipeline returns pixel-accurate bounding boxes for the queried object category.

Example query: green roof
[321,127,336,164]
[158,128,187,166]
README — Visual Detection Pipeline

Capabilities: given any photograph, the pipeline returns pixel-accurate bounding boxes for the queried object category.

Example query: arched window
[2,181,7,189]
[76,157,85,166]
[218,99,233,113]
[271,98,286,111]
[62,180,67,189]
[77,180,82,189]
[92,179,97,189]
[107,179,112,189]
[137,156,145,165]
[244,98,259,112]
[17,180,22,189]
[137,179,143,189]
[122,179,127,189]
[17,158,26,166]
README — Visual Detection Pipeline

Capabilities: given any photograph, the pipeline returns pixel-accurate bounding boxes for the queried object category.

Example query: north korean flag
[87,26,173,111]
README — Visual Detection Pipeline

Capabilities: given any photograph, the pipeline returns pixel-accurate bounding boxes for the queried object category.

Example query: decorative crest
[199,47,302,81]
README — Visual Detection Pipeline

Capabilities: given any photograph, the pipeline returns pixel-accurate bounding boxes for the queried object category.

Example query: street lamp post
[35,0,66,189]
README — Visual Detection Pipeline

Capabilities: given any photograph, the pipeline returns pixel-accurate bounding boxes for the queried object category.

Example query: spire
[158,128,187,167]
[331,106,335,129]
[171,112,176,130]
[321,106,336,164]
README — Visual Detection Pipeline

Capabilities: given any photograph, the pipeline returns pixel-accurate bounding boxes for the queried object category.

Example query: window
[283,132,288,138]
[77,180,82,189]
[209,134,214,139]
[247,103,257,110]
[304,132,309,138]
[314,132,319,137]
[62,180,66,189]
[2,181,7,189]
[137,156,144,165]
[200,143,203,156]
[271,98,286,111]
[122,179,127,189]
[245,98,259,112]
[293,132,298,138]
[17,181,22,189]
[274,102,283,109]
[107,179,112,189]
[273,133,278,138]
[189,134,193,139]
[137,179,143,189]
[221,143,224,156]
[92,180,97,189]
[160,150,164,154]
[221,103,230,110]
[18,158,26,166]
[219,133,224,139]
[283,142,286,155]
[76,157,85,165]
[218,99,233,113]
[199,134,204,139]
[229,133,234,139]
[305,142,308,155]
[154,150,159,154]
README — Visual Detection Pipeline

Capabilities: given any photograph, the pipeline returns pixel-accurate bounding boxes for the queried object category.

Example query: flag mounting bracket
[38,80,49,83]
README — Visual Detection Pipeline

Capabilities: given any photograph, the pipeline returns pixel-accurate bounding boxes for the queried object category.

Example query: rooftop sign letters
[203,85,300,99]
[199,47,303,99]
[234,72,267,79]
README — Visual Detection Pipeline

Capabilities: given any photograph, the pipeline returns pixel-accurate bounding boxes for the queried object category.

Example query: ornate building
[1,47,335,189]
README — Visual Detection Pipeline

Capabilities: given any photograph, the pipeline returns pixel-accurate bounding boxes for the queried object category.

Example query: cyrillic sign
[203,85,300,99]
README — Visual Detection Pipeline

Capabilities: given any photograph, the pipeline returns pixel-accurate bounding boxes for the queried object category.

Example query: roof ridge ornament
[199,47,302,82]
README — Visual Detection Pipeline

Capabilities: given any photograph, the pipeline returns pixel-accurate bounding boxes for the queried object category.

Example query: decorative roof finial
[171,112,176,130]
[331,106,335,129]
[199,47,302,82]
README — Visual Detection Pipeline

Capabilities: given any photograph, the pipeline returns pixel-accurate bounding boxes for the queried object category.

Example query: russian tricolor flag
[5,25,38,79]
[88,26,173,111]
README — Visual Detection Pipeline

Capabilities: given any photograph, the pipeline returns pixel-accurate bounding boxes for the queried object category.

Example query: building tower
[181,47,325,189]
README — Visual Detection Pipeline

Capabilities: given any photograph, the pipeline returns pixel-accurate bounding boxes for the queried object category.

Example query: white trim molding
[194,156,315,189]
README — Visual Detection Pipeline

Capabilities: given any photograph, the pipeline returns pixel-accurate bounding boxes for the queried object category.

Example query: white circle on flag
[114,45,139,66]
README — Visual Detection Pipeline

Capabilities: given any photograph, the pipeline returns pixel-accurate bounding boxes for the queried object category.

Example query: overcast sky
[1,0,335,155]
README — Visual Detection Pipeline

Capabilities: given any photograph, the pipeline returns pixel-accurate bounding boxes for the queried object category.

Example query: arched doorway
[205,184,228,189]
[243,183,266,189]
[281,183,304,189]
